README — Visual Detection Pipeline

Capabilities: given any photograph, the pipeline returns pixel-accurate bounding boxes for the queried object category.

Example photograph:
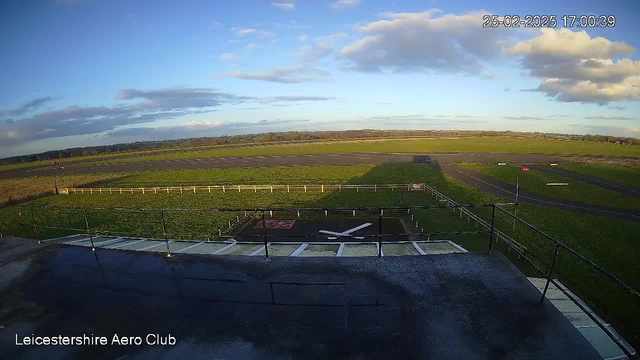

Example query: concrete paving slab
[299,244,340,257]
[180,242,227,254]
[117,240,162,250]
[418,242,461,254]
[218,243,264,256]
[341,243,378,257]
[578,326,626,360]
[382,243,420,256]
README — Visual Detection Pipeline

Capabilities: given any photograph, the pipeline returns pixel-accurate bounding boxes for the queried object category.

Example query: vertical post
[30,206,41,245]
[304,185,307,192]
[321,185,324,193]
[378,208,383,258]
[374,184,377,192]
[271,185,273,193]
[53,168,59,194]
[287,185,290,193]
[161,210,172,257]
[262,210,269,259]
[540,245,560,305]
[513,175,519,231]
[223,185,226,193]
[83,209,95,251]
[193,186,196,193]
[488,205,496,252]
[339,184,342,192]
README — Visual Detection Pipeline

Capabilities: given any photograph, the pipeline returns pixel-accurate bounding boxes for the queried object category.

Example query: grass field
[4,136,639,173]
[1,163,638,347]
[457,163,640,211]
[559,163,640,188]
[0,173,124,205]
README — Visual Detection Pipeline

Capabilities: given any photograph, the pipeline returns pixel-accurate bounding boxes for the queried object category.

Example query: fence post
[82,209,95,251]
[488,205,496,252]
[540,245,560,305]
[304,185,307,192]
[30,206,41,245]
[161,210,172,257]
[262,210,269,259]
[378,208,383,258]
[287,185,290,193]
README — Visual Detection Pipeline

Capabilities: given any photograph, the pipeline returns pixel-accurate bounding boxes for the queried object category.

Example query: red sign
[520,167,529,171]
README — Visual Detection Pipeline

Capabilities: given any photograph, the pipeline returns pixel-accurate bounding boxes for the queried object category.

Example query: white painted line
[249,245,266,256]
[412,242,426,255]
[94,237,123,247]
[55,234,85,242]
[110,239,146,249]
[290,243,309,257]
[336,243,345,257]
[175,242,205,253]
[211,243,237,255]
[138,241,173,251]
[64,236,92,244]
[448,241,468,253]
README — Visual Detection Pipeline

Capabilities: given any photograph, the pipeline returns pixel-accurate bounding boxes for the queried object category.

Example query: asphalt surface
[2,151,638,222]
[1,152,568,179]
[0,245,601,360]
[436,164,640,223]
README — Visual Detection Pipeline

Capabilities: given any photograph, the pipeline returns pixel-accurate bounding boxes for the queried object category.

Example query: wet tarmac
[0,245,601,360]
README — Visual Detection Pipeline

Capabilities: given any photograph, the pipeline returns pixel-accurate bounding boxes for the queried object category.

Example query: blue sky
[1,0,639,157]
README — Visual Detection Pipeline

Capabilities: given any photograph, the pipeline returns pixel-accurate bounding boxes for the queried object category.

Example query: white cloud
[338,10,505,75]
[272,2,295,10]
[507,28,633,59]
[219,53,242,61]
[216,65,330,83]
[209,21,223,29]
[295,32,349,62]
[298,34,308,41]
[245,43,261,52]
[231,27,273,38]
[508,29,640,104]
[583,114,639,121]
[330,0,360,10]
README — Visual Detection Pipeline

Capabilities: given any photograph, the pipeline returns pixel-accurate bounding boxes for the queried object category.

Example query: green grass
[559,163,640,188]
[1,163,638,347]
[68,137,640,167]
[457,163,640,211]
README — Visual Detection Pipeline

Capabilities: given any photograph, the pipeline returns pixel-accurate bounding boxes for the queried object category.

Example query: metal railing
[12,201,639,357]
[60,183,425,195]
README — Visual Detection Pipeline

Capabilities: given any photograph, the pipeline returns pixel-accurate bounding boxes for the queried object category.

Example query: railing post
[82,209,95,251]
[161,210,172,257]
[540,244,560,305]
[30,206,41,245]
[262,210,269,259]
[488,205,496,252]
[378,208,383,258]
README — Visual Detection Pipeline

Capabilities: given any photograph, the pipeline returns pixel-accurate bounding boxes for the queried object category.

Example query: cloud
[298,34,308,41]
[0,87,249,145]
[507,29,640,104]
[503,116,549,121]
[504,88,510,92]
[209,21,223,29]
[104,119,311,140]
[231,27,273,38]
[272,1,295,10]
[507,29,633,59]
[583,114,639,120]
[608,106,626,110]
[215,64,331,83]
[1,96,54,117]
[219,53,242,61]
[330,0,360,10]
[338,10,506,75]
[261,96,335,103]
[295,32,349,62]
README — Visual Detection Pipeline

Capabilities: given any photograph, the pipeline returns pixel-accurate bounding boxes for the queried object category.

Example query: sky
[1,0,639,157]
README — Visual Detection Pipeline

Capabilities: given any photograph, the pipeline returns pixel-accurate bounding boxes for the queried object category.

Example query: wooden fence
[61,183,426,195]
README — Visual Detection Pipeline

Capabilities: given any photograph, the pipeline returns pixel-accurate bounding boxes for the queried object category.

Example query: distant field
[457,163,640,211]
[559,163,640,188]
[0,163,637,345]
[3,137,639,173]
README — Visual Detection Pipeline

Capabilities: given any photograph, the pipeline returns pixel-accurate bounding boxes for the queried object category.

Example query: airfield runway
[2,152,638,222]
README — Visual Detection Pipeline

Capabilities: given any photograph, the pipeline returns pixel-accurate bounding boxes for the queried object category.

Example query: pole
[540,245,560,305]
[513,175,519,231]
[161,210,172,257]
[378,208,383,258]
[488,205,496,252]
[83,209,95,251]
[262,211,269,259]
[53,168,59,195]
[30,206,41,245]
